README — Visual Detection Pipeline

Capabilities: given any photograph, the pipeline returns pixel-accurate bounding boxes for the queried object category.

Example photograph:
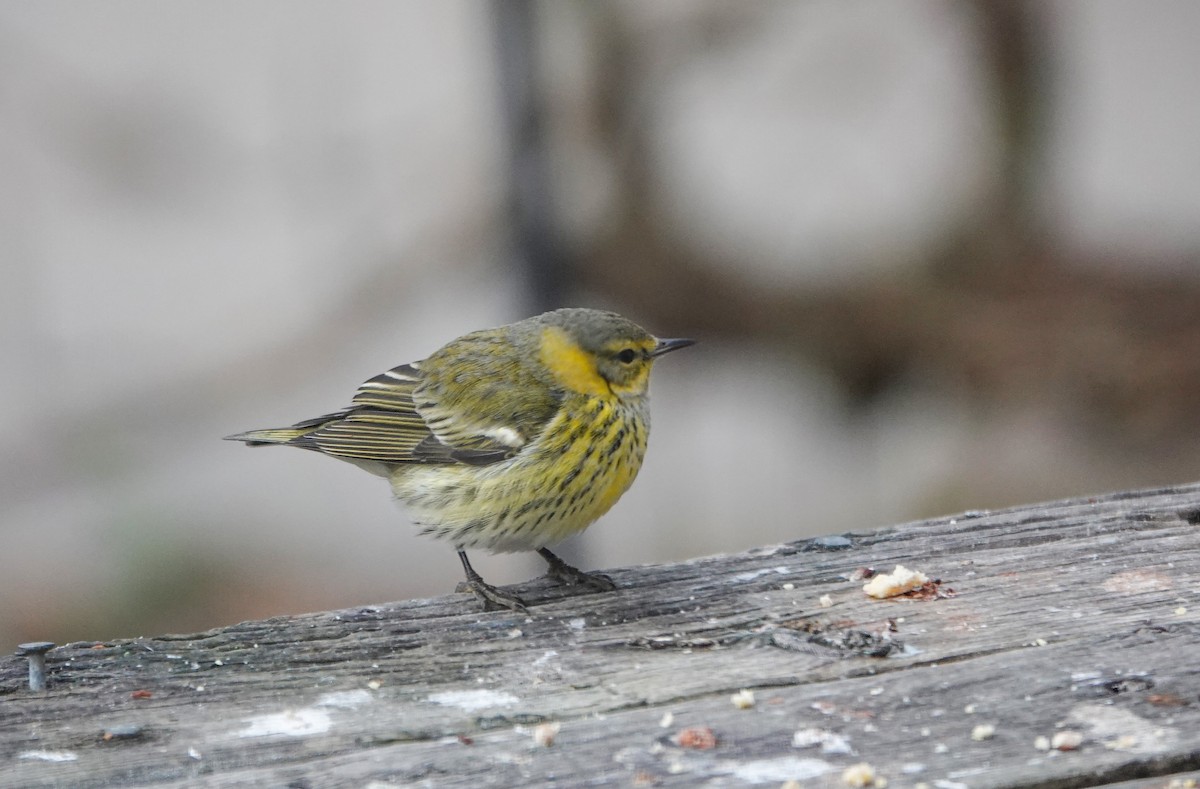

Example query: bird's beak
[650,337,696,358]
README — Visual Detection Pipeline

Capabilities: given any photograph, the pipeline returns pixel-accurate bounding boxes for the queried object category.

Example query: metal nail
[16,641,56,692]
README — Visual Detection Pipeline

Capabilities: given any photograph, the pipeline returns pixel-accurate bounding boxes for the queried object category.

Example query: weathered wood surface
[4,484,1200,788]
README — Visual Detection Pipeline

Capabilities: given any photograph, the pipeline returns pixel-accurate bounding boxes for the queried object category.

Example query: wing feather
[261,361,523,466]
[231,328,565,468]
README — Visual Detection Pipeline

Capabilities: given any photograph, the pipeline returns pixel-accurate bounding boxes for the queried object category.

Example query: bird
[226,308,694,611]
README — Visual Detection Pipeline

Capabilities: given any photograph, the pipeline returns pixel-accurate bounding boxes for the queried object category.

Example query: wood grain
[3,484,1200,788]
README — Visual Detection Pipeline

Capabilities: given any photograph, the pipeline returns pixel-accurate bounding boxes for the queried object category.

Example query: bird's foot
[455,578,528,612]
[538,547,617,592]
[456,550,527,612]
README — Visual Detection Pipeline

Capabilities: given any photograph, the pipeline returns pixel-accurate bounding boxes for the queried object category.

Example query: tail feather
[225,407,355,446]
[224,426,313,446]
[224,409,353,447]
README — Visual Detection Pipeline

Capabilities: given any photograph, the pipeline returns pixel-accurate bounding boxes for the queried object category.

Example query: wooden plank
[3,484,1200,788]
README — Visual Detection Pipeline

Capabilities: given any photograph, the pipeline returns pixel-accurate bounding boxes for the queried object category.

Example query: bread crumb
[1051,731,1083,751]
[532,722,560,747]
[971,724,996,741]
[863,565,929,599]
[842,762,879,787]
[731,689,756,709]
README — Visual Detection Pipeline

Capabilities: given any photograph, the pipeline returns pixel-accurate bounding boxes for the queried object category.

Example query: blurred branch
[491,0,571,313]
[974,0,1043,250]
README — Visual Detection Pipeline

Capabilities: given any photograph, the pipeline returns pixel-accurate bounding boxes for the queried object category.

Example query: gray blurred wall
[2,1,1198,645]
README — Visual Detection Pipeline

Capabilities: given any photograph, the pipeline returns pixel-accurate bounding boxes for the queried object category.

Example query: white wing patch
[484,426,525,448]
[382,368,420,382]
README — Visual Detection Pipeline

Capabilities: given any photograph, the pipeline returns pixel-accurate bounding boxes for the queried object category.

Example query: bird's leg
[456,551,527,612]
[537,547,617,592]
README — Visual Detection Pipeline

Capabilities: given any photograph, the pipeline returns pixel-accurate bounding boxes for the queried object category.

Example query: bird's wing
[284,363,523,466]
[408,331,566,464]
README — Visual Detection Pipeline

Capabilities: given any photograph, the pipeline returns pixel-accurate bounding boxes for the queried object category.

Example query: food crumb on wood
[676,726,717,750]
[1050,731,1083,751]
[862,565,928,598]
[532,722,560,747]
[841,762,884,787]
[731,689,756,709]
[849,567,877,582]
[970,724,996,741]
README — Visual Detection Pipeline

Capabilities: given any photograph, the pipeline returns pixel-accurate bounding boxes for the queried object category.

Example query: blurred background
[3,0,1199,646]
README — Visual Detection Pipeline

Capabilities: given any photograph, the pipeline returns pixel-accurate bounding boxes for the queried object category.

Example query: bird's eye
[616,348,638,364]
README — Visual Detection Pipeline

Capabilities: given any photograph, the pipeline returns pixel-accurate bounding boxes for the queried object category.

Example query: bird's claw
[456,579,528,612]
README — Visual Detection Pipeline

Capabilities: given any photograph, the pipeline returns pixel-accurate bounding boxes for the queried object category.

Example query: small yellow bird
[227,308,693,611]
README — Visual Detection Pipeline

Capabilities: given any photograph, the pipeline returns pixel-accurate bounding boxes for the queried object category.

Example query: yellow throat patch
[538,326,611,397]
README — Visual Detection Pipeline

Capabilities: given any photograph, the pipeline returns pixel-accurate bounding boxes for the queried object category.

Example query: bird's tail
[224,410,347,446]
[223,426,312,446]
